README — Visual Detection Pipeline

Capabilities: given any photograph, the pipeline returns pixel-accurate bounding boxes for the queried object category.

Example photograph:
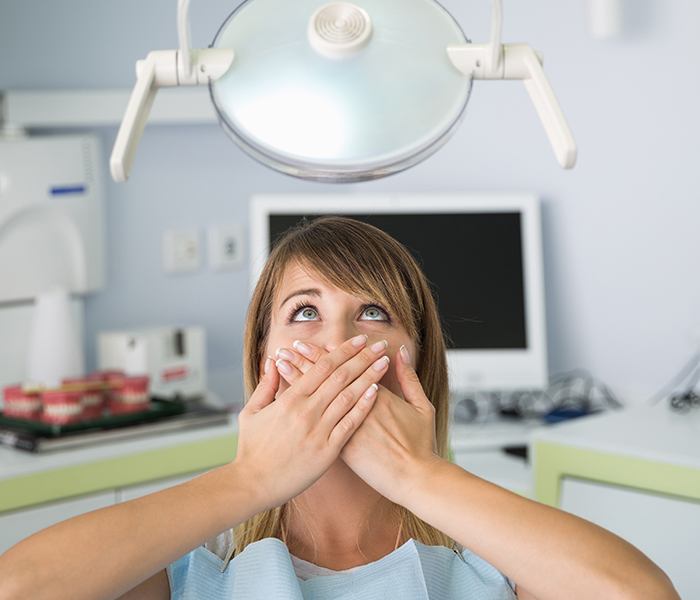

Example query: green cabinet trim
[533,441,700,507]
[0,434,238,514]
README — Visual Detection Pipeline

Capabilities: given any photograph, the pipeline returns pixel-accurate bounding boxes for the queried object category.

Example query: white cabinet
[0,472,206,555]
[0,422,237,557]
[532,406,700,600]
[561,477,700,599]
[453,450,531,497]
[0,491,115,554]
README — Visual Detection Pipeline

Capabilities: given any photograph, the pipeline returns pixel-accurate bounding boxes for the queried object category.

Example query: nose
[321,322,359,353]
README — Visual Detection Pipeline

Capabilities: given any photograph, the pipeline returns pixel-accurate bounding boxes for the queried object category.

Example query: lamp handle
[110,54,161,182]
[504,44,577,169]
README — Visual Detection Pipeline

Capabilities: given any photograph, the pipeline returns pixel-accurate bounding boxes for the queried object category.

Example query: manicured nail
[372,356,390,371]
[264,358,272,374]
[399,345,411,365]
[351,334,368,348]
[370,339,388,353]
[292,340,312,357]
[364,383,378,400]
[276,359,293,376]
[276,348,294,361]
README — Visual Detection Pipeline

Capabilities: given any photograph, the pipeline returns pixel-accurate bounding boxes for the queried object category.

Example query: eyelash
[286,301,392,324]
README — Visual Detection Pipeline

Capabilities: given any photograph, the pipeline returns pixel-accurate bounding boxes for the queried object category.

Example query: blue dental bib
[167,536,515,599]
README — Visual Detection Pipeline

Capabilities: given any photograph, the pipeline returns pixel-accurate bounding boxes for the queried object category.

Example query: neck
[284,459,402,568]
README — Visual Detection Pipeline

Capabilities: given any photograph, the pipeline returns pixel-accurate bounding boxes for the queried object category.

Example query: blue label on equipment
[50,185,87,196]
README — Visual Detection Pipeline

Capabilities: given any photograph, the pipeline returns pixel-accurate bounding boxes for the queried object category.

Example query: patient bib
[167,536,516,599]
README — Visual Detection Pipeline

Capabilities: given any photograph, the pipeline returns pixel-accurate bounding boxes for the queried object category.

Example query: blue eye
[361,305,389,321]
[291,306,319,322]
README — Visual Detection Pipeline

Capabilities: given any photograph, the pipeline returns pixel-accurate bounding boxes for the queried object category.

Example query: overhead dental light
[111,0,576,183]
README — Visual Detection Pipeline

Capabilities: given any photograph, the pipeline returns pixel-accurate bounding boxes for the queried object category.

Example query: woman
[0,217,678,600]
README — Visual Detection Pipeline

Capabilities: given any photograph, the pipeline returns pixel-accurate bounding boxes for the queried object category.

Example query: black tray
[0,397,186,438]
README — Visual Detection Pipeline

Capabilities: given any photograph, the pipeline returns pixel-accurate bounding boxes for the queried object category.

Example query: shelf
[1,88,217,128]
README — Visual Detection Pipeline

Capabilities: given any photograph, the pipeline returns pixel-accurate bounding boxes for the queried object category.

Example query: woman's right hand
[232,333,391,511]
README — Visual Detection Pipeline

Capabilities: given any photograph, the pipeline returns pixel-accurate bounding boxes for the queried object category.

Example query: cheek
[379,369,400,394]
[379,342,413,397]
[264,325,294,357]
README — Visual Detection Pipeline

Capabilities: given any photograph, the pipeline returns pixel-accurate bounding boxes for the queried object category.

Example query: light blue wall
[1,0,698,404]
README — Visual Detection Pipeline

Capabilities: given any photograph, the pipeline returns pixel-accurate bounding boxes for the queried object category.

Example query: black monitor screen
[268,213,527,350]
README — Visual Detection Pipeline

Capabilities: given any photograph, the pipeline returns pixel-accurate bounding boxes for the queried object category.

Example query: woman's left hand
[273,340,442,505]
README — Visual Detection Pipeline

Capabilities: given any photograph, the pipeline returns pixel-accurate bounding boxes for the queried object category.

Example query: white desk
[0,414,535,553]
[450,417,542,496]
[531,404,700,599]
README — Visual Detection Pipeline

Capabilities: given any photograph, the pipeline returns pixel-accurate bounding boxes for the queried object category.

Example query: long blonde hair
[234,216,458,558]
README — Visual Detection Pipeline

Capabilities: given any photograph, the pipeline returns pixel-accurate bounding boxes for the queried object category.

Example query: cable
[452,368,622,423]
[648,347,700,406]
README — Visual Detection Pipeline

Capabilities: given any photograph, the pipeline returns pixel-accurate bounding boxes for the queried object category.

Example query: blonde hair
[233,216,458,558]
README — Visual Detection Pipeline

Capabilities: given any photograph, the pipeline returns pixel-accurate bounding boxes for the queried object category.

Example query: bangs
[277,218,425,342]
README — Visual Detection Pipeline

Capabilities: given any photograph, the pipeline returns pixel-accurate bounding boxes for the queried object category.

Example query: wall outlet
[162,229,200,273]
[208,224,245,271]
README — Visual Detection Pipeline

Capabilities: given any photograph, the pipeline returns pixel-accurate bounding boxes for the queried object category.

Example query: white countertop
[0,415,238,481]
[450,417,546,451]
[531,404,700,470]
[0,411,541,504]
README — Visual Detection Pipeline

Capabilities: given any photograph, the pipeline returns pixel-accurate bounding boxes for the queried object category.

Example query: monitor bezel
[250,193,548,391]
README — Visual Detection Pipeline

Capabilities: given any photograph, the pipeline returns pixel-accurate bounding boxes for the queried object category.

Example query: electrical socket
[208,224,245,271]
[162,229,200,273]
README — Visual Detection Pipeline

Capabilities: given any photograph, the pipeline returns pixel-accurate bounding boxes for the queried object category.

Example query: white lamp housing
[587,0,622,39]
[110,0,576,182]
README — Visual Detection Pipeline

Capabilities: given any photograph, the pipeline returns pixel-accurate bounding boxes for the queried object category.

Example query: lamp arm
[446,41,577,169]
[178,0,193,81]
[488,0,503,74]
[446,0,576,168]
[110,0,234,182]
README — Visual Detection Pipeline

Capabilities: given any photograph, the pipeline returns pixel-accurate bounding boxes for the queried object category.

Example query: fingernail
[351,334,368,348]
[276,348,295,361]
[264,358,272,374]
[370,339,388,353]
[372,355,390,371]
[276,359,293,376]
[365,383,378,399]
[399,345,411,365]
[292,340,312,357]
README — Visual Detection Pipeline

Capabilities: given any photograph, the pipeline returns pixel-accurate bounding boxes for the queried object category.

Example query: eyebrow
[279,288,322,311]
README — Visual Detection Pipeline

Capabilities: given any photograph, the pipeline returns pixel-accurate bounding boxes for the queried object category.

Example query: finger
[280,334,369,401]
[243,357,280,414]
[276,346,317,375]
[274,357,303,385]
[396,345,429,408]
[322,354,390,433]
[291,339,326,364]
[306,338,389,418]
[327,379,380,450]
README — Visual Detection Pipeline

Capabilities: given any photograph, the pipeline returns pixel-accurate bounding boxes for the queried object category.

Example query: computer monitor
[249,193,548,392]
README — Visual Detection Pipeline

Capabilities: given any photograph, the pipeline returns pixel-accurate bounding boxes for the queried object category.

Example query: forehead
[278,262,320,290]
[274,262,343,305]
